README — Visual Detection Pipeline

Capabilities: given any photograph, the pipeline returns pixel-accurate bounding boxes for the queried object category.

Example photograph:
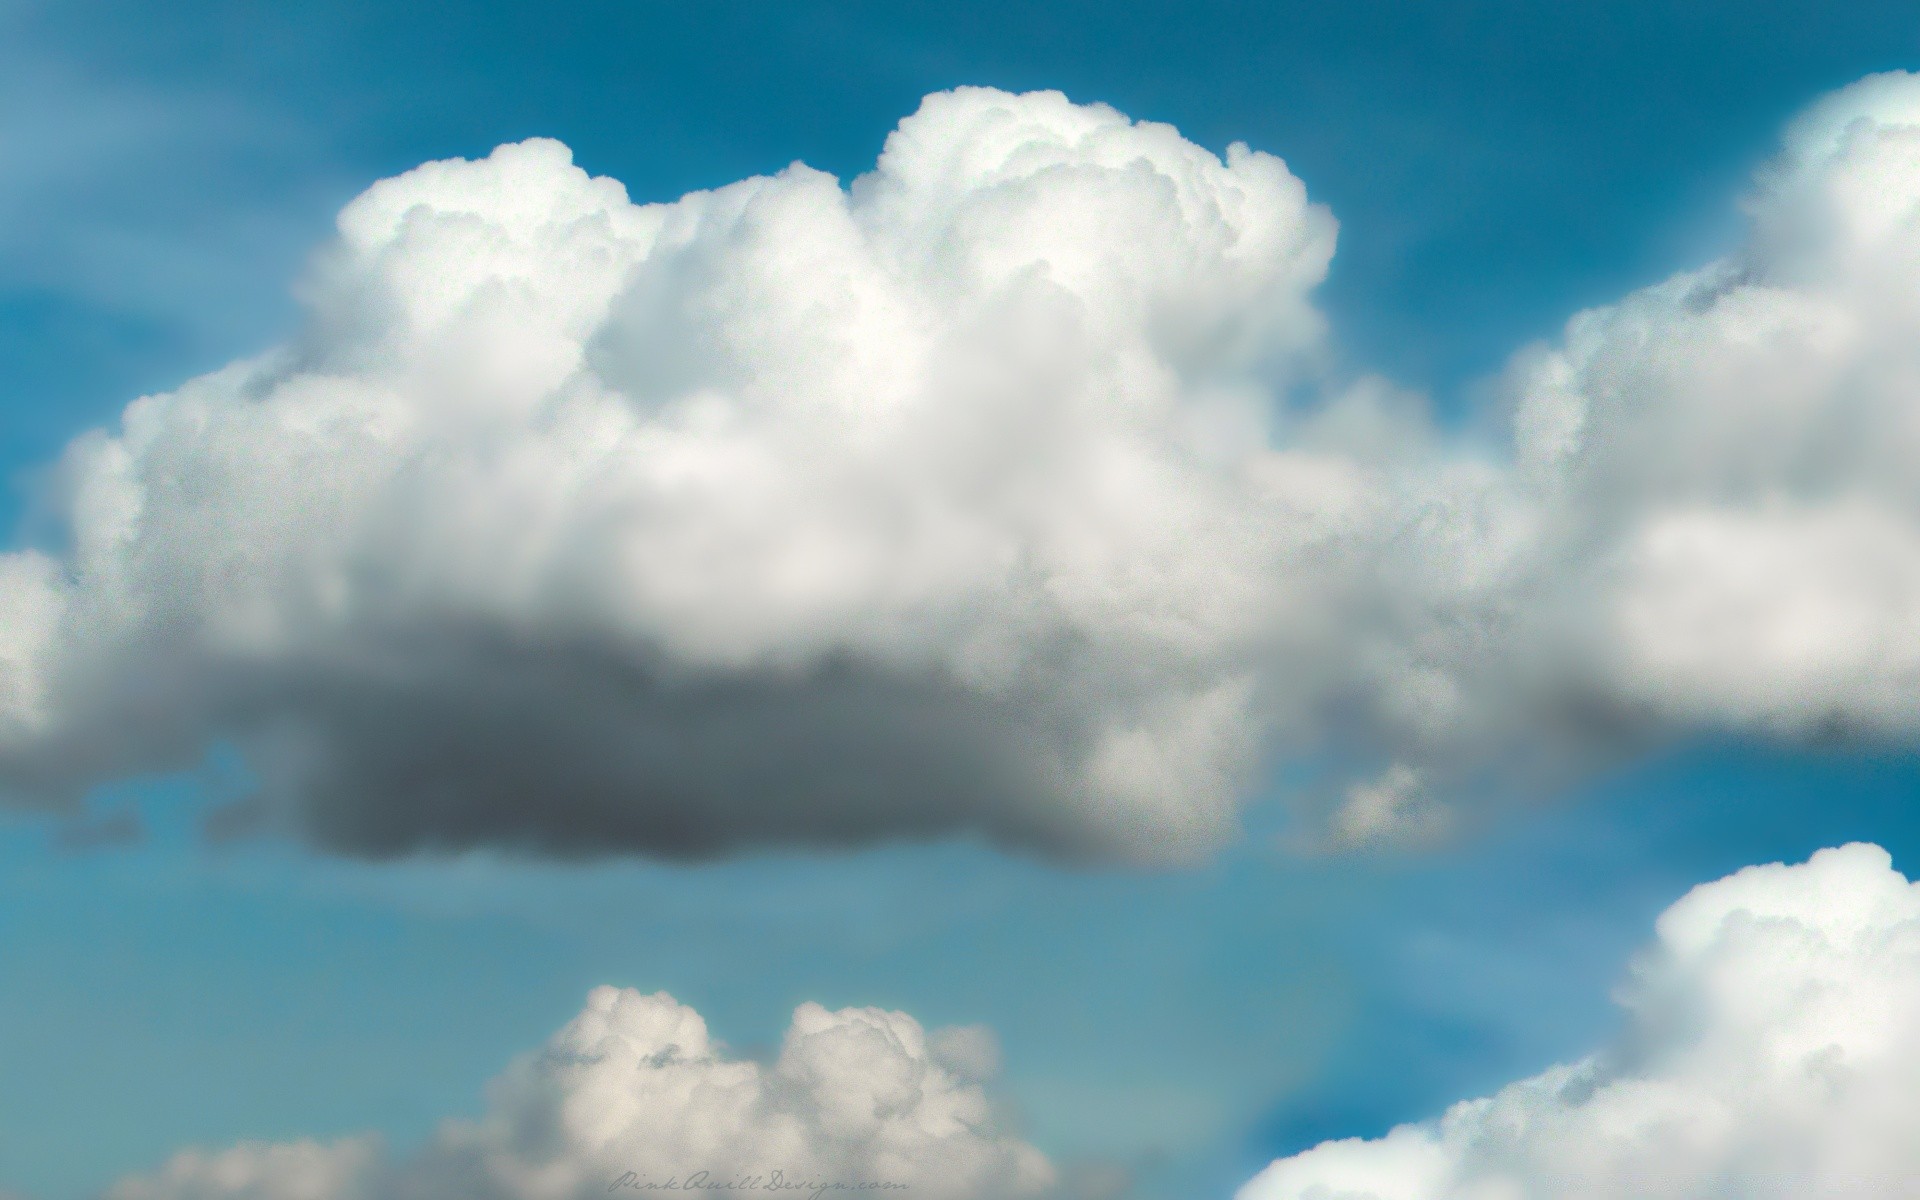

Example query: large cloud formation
[109,988,1057,1200]
[1239,842,1920,1199]
[8,74,1920,859]
[0,86,1348,861]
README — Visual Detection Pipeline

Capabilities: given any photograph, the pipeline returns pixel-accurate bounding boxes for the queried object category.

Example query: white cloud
[108,988,1057,1200]
[1240,842,1920,1199]
[1310,66,1920,814]
[0,85,1364,862]
[1499,72,1920,742]
[0,75,1467,862]
[9,73,1920,860]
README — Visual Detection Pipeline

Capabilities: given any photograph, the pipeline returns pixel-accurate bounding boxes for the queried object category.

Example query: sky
[8,3,1920,1199]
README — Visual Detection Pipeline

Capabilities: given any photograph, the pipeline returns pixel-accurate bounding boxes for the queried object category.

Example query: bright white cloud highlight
[9,72,1920,859]
[1240,842,1920,1199]
[108,988,1056,1200]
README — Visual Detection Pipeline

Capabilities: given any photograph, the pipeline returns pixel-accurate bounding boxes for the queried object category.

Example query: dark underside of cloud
[240,637,1084,860]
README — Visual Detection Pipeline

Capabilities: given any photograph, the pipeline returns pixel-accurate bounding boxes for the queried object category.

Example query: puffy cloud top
[1239,843,1920,1199]
[109,988,1056,1200]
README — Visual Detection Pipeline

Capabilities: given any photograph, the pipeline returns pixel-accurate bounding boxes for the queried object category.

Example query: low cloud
[7,74,1920,860]
[108,988,1058,1200]
[1240,842,1920,1199]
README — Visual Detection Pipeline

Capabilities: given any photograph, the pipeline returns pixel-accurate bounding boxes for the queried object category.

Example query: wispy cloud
[0,8,338,356]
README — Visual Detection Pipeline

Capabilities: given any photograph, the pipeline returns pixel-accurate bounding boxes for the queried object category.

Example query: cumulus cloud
[1239,842,1920,1199]
[0,85,1358,862]
[1497,72,1920,737]
[9,73,1920,860]
[1266,66,1920,829]
[109,988,1057,1200]
[1302,67,1920,826]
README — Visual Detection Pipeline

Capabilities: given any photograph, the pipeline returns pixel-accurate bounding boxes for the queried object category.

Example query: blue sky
[7,4,1920,1198]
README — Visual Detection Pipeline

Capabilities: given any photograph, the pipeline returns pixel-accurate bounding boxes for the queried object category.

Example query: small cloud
[109,988,1062,1200]
[1325,764,1450,851]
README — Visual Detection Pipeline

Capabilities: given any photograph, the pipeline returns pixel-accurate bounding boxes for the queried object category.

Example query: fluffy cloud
[1501,71,1920,739]
[1241,842,1920,1199]
[1286,68,1920,830]
[1304,68,1920,829]
[109,988,1056,1200]
[0,85,1359,862]
[9,74,1920,860]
